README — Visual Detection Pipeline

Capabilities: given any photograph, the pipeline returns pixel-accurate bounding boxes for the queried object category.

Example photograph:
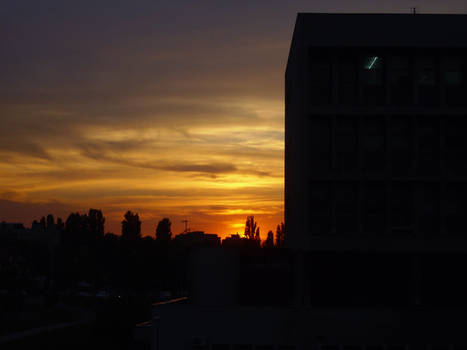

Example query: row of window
[309,115,467,176]
[309,53,467,106]
[308,253,467,306]
[309,182,466,236]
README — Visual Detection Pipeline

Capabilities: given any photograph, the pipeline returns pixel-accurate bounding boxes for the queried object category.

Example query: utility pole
[181,220,189,233]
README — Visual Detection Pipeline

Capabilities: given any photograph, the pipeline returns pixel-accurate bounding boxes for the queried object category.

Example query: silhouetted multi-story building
[286,13,467,307]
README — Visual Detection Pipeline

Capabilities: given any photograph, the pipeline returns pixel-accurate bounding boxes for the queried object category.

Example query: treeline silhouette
[1,210,286,302]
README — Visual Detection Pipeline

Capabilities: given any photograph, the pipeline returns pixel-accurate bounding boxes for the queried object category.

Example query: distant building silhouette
[173,231,220,247]
[0,221,60,245]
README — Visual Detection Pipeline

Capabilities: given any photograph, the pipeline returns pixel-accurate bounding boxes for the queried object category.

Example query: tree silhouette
[56,217,64,231]
[121,211,141,240]
[39,216,46,231]
[155,218,172,242]
[88,209,105,238]
[46,214,55,230]
[263,230,274,248]
[275,222,285,248]
[65,212,90,244]
[244,216,260,242]
[32,219,42,231]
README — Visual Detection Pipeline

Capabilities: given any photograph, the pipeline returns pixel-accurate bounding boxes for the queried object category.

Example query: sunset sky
[1,0,466,238]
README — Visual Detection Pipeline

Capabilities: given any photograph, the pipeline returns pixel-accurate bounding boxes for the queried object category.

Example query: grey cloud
[77,144,238,175]
[0,141,51,159]
[162,163,237,174]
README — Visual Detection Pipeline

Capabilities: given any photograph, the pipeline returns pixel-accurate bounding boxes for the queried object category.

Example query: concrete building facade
[285,13,467,306]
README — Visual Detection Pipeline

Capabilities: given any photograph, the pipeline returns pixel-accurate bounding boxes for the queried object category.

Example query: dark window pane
[416,56,439,106]
[417,116,440,175]
[443,57,463,85]
[422,255,467,305]
[336,116,358,173]
[391,183,413,235]
[310,56,332,105]
[309,253,410,306]
[445,117,467,176]
[335,183,358,234]
[310,183,331,235]
[338,57,358,104]
[417,184,440,236]
[443,56,467,106]
[389,56,412,104]
[390,116,412,176]
[361,55,385,105]
[363,184,386,235]
[445,184,467,236]
[309,117,331,174]
[363,116,386,173]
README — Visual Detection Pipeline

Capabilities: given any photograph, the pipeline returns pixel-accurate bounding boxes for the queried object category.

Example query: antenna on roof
[411,7,417,14]
[181,220,189,233]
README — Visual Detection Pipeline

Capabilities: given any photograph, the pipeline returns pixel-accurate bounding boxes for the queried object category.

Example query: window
[335,183,358,235]
[422,254,467,305]
[416,56,438,106]
[363,116,386,173]
[417,184,440,236]
[192,336,208,350]
[390,116,412,176]
[310,55,332,105]
[335,116,358,173]
[389,56,412,104]
[391,183,413,235]
[417,116,440,175]
[361,55,385,105]
[338,57,358,104]
[443,56,462,85]
[445,117,467,176]
[310,183,331,235]
[445,184,467,236]
[442,56,466,106]
[363,183,386,235]
[309,117,331,174]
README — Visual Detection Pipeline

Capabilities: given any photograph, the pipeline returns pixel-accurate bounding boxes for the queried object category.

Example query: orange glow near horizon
[0,97,284,240]
[0,3,288,239]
